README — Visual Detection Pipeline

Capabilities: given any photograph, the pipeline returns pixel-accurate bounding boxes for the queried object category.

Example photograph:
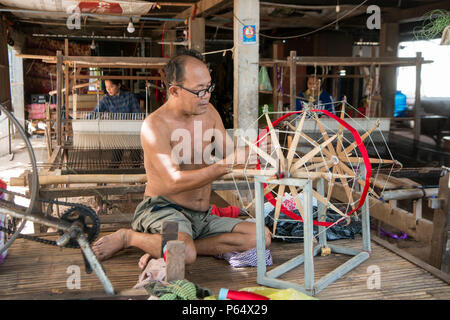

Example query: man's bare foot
[92,229,130,261]
[138,253,151,270]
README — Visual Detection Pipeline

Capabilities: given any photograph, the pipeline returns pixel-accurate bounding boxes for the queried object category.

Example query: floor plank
[0,233,449,300]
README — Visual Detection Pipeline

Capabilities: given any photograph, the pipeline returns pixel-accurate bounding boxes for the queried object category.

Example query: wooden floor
[0,232,449,300]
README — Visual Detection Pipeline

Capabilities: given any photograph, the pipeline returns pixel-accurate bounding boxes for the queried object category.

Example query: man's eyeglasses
[171,83,215,98]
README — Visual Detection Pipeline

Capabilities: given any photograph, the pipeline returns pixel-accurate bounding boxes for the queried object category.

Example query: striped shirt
[93,90,141,114]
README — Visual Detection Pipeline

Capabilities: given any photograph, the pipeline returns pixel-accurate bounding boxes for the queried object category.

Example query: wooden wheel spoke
[339,156,397,165]
[238,135,278,168]
[265,113,286,172]
[290,134,337,172]
[285,112,307,170]
[312,189,347,218]
[322,167,337,216]
[340,120,380,157]
[298,158,336,173]
[272,184,286,233]
[287,185,304,220]
[335,166,356,210]
[312,113,338,155]
[335,101,347,155]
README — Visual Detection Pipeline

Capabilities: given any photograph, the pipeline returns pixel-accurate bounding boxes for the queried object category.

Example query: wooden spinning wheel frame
[231,102,399,236]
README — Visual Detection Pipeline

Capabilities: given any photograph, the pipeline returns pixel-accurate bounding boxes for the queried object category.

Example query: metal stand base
[254,174,371,296]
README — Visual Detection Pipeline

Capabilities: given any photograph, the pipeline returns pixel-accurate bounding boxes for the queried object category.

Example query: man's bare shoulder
[141,106,170,143]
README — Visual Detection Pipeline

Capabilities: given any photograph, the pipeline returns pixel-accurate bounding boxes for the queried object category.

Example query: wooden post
[64,39,70,141]
[413,52,422,141]
[162,221,185,282]
[164,30,176,57]
[289,50,297,111]
[188,17,205,53]
[165,240,186,281]
[44,102,52,157]
[379,22,399,118]
[28,171,46,234]
[233,0,260,136]
[272,42,280,113]
[56,50,63,146]
[352,66,360,110]
[162,221,178,256]
[429,172,449,272]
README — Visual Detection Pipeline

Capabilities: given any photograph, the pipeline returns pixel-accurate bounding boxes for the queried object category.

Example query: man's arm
[141,116,231,195]
[209,104,259,168]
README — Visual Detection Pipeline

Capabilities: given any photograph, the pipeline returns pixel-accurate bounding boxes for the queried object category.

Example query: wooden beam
[413,52,422,141]
[429,173,450,272]
[62,56,169,66]
[289,51,297,111]
[56,51,63,146]
[384,0,450,23]
[330,182,434,244]
[260,57,432,67]
[372,235,450,285]
[38,180,252,198]
[188,17,205,53]
[158,2,196,6]
[64,39,70,140]
[16,54,56,61]
[70,75,161,80]
[260,2,363,11]
[163,0,229,30]
[272,42,280,113]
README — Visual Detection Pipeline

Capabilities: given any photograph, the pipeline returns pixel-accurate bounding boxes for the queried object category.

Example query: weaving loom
[66,112,146,173]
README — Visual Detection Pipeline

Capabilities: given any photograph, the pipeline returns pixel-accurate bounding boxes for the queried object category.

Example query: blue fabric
[296,90,336,114]
[93,90,141,113]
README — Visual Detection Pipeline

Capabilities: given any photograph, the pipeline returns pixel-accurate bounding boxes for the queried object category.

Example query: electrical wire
[233,0,369,40]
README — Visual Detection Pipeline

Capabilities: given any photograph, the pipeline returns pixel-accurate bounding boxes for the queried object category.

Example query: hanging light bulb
[127,18,135,33]
[335,0,340,30]
[90,32,96,50]
[90,39,96,50]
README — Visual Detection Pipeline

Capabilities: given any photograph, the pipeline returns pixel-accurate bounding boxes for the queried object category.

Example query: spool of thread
[218,288,270,300]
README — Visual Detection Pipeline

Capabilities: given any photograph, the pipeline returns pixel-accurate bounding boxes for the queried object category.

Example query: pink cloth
[134,258,166,289]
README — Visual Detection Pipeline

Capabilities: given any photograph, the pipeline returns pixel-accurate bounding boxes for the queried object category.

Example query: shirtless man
[92,50,271,266]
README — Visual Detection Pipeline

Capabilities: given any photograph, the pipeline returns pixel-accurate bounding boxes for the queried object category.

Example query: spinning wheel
[231,101,400,240]
[227,101,400,295]
[0,103,39,256]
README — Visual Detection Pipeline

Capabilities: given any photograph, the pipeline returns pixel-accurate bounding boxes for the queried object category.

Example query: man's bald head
[165,49,206,85]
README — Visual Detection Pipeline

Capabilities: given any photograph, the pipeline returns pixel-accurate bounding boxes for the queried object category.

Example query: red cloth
[210,205,240,218]
[0,179,6,197]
